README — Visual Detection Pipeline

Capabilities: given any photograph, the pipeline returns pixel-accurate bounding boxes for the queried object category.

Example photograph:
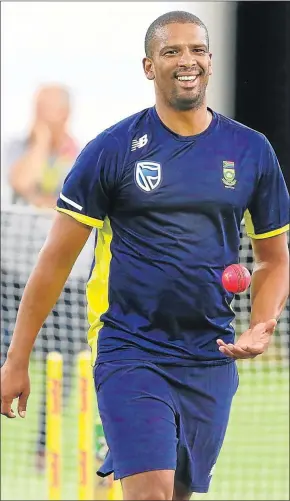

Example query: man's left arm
[217,233,289,359]
[250,232,289,327]
[217,134,289,359]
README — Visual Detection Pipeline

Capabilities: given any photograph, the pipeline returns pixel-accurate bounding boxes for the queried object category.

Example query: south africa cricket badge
[222,161,236,188]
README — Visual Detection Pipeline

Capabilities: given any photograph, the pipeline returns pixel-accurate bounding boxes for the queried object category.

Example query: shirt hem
[95,353,234,368]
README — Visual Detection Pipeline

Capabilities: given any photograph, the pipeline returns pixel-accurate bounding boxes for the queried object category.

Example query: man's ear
[143,57,155,81]
[208,52,213,76]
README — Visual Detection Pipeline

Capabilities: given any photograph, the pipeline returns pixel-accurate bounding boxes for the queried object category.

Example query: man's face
[36,87,70,127]
[143,23,212,111]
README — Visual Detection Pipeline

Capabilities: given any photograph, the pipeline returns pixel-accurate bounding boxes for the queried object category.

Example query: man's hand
[216,319,277,359]
[0,362,30,418]
[31,120,51,147]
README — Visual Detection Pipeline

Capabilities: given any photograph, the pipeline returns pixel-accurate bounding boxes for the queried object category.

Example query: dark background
[235,1,290,192]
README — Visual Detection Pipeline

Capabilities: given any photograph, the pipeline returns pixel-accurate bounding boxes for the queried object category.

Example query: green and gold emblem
[222,161,236,187]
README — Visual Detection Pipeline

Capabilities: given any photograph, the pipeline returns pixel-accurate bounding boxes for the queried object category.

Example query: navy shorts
[94,360,239,493]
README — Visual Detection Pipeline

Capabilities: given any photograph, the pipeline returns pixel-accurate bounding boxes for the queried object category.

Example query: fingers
[1,392,29,419]
[217,340,237,358]
[217,318,275,360]
[218,345,236,358]
[1,399,16,419]
[218,344,251,359]
[216,339,261,359]
[18,391,29,418]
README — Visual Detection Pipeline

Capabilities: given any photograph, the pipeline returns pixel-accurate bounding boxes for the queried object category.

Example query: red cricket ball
[222,264,251,293]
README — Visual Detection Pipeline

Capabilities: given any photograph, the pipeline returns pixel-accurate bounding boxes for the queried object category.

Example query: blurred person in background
[1,84,88,472]
[6,84,78,207]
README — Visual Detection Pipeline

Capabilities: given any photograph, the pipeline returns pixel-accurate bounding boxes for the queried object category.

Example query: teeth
[177,76,197,81]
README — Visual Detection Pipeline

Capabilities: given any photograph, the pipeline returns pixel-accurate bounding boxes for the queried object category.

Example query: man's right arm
[1,212,91,418]
[1,131,119,418]
[7,211,92,367]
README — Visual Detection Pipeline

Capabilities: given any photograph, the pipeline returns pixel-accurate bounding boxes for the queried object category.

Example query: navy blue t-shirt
[56,107,289,365]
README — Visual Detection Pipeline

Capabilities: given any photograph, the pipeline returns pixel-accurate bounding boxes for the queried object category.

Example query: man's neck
[155,101,212,137]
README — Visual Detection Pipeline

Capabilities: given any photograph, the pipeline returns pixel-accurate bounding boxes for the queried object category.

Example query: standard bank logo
[135,161,162,192]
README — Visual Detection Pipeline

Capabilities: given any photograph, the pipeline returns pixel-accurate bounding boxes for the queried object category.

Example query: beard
[169,84,207,111]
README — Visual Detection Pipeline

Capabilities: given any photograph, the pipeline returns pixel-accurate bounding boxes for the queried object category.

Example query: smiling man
[144,13,211,115]
[1,11,289,501]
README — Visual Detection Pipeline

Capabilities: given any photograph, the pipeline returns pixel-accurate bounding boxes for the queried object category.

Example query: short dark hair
[144,11,209,57]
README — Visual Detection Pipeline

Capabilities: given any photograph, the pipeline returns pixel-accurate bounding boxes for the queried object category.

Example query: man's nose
[177,48,197,68]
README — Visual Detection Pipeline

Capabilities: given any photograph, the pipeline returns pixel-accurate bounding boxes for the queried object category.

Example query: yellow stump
[108,480,123,500]
[46,352,63,501]
[78,351,94,500]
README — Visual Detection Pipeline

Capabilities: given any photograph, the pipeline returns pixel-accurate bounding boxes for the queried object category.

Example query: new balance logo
[131,134,148,151]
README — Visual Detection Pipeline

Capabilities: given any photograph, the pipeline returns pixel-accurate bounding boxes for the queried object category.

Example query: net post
[77,350,94,500]
[46,351,63,500]
[108,480,123,500]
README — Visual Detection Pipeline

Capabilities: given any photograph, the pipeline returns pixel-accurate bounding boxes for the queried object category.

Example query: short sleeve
[56,131,120,228]
[245,136,289,239]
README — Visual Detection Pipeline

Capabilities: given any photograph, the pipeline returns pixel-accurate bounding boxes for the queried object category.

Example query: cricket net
[1,204,289,501]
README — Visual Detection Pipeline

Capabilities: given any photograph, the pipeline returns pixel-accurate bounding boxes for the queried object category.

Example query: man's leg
[121,473,192,500]
[121,470,174,500]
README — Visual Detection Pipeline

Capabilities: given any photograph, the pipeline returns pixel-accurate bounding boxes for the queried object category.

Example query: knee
[122,470,174,500]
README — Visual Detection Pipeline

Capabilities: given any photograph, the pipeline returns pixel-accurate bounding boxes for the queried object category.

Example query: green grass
[196,364,289,501]
[1,360,289,501]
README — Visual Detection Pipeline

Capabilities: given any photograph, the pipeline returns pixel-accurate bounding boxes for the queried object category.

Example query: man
[6,84,78,207]
[1,11,289,501]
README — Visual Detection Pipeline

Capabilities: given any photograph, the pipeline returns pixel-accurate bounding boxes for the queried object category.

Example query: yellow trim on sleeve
[244,209,289,239]
[56,207,104,229]
[249,224,289,239]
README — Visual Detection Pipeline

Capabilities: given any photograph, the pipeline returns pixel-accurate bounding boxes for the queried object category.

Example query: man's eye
[164,50,178,56]
[193,49,206,54]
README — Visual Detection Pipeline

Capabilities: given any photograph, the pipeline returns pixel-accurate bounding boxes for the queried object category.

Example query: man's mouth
[176,75,198,82]
[175,74,200,89]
